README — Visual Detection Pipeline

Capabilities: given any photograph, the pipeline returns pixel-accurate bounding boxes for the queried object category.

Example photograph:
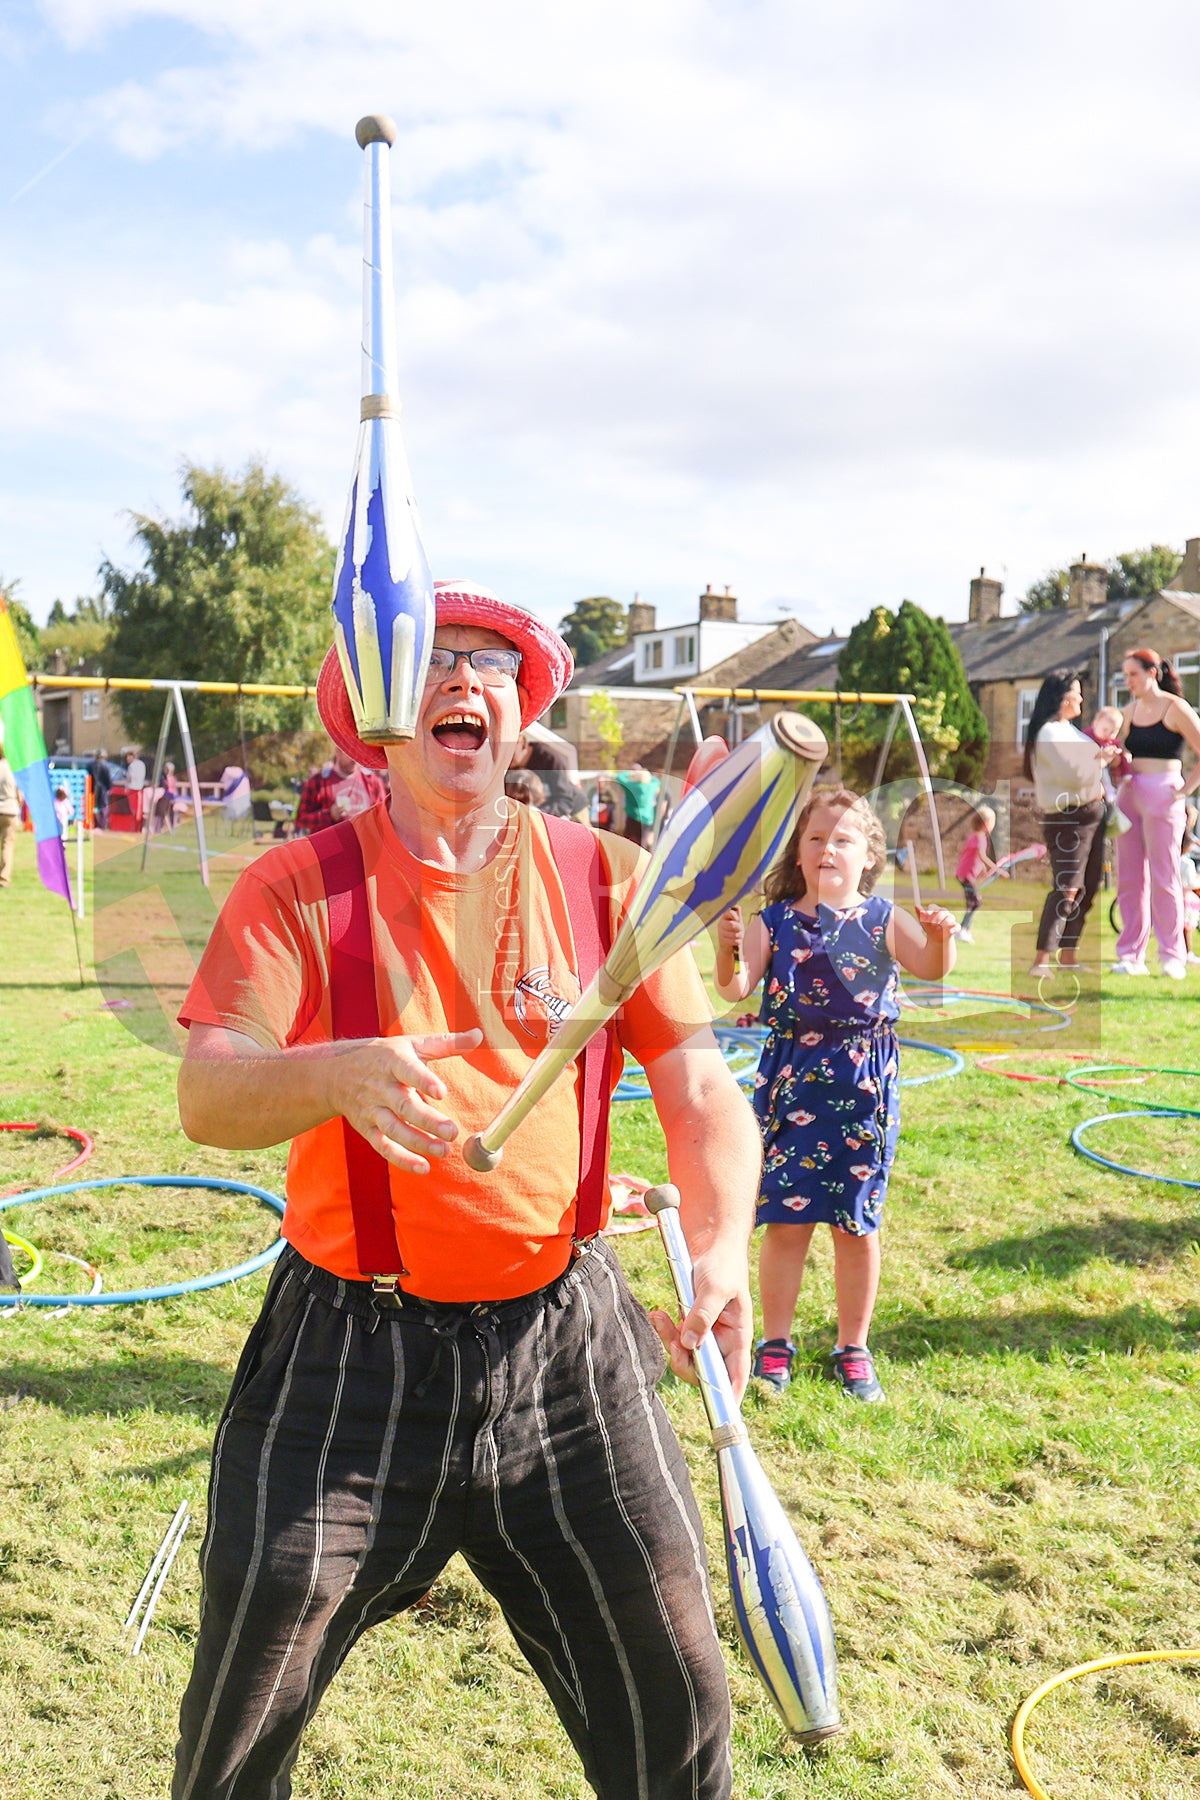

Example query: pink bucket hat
[316,580,575,770]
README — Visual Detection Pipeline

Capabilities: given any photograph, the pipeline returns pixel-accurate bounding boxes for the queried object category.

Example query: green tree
[39,593,115,668]
[1106,544,1182,600]
[101,460,335,760]
[1019,567,1071,613]
[559,596,626,668]
[828,599,989,786]
[587,691,624,770]
[0,580,41,668]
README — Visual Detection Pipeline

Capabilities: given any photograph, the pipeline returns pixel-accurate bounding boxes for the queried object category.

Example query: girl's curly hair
[763,788,888,907]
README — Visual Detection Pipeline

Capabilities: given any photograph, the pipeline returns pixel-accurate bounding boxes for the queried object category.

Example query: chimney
[1067,555,1108,613]
[1168,537,1200,592]
[968,567,1003,624]
[625,592,656,636]
[698,582,738,623]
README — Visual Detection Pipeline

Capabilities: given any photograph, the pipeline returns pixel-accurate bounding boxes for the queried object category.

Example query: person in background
[1114,648,1200,978]
[123,746,147,829]
[294,750,350,835]
[615,762,661,849]
[90,748,113,830]
[153,761,180,833]
[1085,706,1132,835]
[1179,834,1200,965]
[53,784,74,836]
[955,804,996,943]
[0,739,21,889]
[504,767,546,808]
[510,720,588,821]
[1024,670,1111,978]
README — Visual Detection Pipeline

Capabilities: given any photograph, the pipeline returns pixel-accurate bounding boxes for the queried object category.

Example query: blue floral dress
[752,893,900,1235]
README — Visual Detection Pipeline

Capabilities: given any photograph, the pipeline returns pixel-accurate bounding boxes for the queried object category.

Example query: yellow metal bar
[680,687,915,704]
[29,674,317,698]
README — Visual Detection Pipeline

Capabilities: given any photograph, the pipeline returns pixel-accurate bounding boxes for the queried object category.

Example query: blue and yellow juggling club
[331,115,435,743]
[463,711,826,1170]
[645,1183,841,1742]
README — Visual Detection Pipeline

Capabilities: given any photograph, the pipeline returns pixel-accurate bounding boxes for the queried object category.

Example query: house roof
[947,601,1136,683]
[565,642,638,688]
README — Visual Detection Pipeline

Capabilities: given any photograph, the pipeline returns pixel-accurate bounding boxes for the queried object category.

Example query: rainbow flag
[0,597,72,904]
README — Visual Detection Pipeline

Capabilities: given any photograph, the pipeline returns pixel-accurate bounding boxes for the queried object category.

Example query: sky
[4,0,1200,642]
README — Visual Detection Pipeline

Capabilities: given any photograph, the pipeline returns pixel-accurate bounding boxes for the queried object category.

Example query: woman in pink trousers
[1113,648,1200,978]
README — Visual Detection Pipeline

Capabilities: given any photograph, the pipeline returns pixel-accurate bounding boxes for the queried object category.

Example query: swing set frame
[663,685,946,884]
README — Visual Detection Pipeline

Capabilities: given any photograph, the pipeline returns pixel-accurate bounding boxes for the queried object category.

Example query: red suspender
[311,812,615,1280]
[310,822,408,1277]
[541,813,615,1246]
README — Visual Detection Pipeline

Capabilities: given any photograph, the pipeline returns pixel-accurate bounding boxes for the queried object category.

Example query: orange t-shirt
[180,801,711,1300]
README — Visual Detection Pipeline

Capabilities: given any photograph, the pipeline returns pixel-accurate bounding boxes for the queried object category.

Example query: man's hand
[649,1247,754,1403]
[178,1021,482,1160]
[331,1030,484,1173]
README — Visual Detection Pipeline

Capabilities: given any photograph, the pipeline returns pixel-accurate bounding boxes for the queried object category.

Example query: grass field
[2,836,1200,1798]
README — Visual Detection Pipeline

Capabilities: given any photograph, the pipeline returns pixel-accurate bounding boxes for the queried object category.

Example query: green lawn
[2,839,1199,1798]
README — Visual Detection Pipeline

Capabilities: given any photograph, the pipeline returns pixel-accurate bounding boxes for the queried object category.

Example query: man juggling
[171,579,762,1800]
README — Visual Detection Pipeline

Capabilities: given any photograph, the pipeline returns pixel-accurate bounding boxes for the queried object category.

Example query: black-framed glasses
[424,646,523,685]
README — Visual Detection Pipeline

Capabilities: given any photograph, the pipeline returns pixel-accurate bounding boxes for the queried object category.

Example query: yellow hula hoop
[2,1228,42,1286]
[1012,1650,1200,1799]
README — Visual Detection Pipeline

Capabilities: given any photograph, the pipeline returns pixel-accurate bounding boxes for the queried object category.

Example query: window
[1175,651,1200,709]
[1016,687,1039,747]
[82,692,100,721]
[549,700,567,731]
[673,634,695,667]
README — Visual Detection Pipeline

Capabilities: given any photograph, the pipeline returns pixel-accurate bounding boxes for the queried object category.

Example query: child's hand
[717,907,744,953]
[916,904,959,940]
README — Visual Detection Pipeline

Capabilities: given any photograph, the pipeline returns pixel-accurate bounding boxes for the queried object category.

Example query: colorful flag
[0,597,72,904]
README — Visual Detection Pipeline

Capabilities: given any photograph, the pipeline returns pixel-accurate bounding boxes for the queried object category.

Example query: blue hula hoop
[0,1175,285,1307]
[612,1023,964,1099]
[1069,1111,1200,1190]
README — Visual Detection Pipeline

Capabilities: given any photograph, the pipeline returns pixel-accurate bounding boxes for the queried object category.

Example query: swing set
[662,685,946,883]
[30,672,317,888]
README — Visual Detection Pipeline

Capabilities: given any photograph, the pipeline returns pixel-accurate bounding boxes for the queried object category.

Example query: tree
[101,460,336,761]
[0,580,40,668]
[1106,544,1182,600]
[1019,567,1071,613]
[559,596,626,669]
[39,593,115,669]
[1020,544,1184,612]
[830,599,989,786]
[587,691,623,770]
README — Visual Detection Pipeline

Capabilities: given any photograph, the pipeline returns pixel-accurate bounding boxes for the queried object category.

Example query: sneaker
[1161,958,1187,980]
[957,928,974,943]
[751,1337,797,1394]
[1110,959,1148,976]
[1187,954,1200,966]
[827,1344,886,1403]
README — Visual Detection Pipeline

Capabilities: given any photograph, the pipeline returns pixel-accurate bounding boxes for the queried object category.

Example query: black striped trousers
[172,1240,732,1800]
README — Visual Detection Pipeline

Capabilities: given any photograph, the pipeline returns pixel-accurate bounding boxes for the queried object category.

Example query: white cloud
[8,0,1200,631]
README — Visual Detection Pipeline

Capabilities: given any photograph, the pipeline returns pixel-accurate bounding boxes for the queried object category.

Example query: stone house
[34,655,126,759]
[555,589,821,768]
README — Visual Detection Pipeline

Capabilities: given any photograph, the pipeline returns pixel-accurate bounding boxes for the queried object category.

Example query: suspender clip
[371,1275,406,1312]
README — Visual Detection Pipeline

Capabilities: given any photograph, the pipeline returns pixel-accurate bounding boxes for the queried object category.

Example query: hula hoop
[2,1230,42,1285]
[1069,1111,1200,1190]
[1,1250,104,1322]
[1062,1063,1200,1116]
[976,1050,1133,1086]
[897,1039,965,1085]
[900,987,1070,1033]
[0,1176,285,1307]
[612,1026,965,1097]
[0,1121,94,1185]
[1012,1649,1200,1800]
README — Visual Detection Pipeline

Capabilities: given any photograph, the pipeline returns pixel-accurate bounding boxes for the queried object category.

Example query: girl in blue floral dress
[716,788,957,1401]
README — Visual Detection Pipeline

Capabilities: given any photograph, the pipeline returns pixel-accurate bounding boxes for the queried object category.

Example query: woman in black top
[1113,647,1200,977]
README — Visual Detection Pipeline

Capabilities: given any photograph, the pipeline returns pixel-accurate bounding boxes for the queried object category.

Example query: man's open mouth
[431,713,488,752]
